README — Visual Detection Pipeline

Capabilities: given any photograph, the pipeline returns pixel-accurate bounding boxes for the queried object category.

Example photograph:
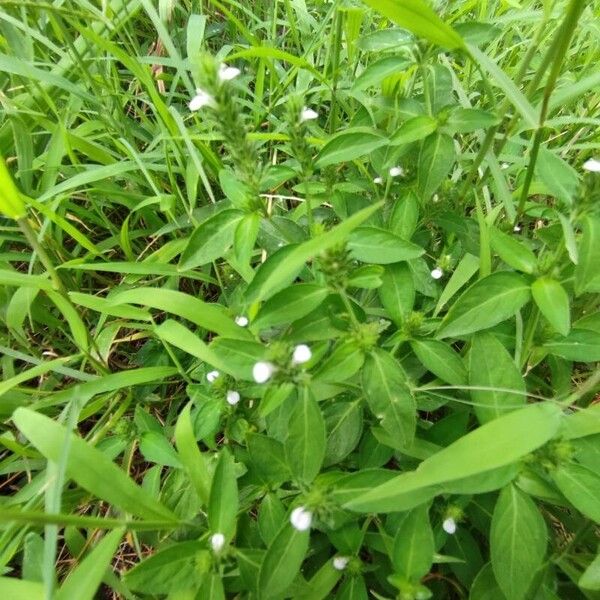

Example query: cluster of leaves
[0,0,599,599]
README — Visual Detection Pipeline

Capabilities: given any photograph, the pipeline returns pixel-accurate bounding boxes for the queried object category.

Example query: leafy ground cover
[1,0,600,598]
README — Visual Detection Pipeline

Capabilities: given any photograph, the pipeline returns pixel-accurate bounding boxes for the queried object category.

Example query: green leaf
[361,0,464,50]
[532,277,571,336]
[362,349,416,448]
[434,253,479,316]
[574,215,600,295]
[389,192,419,239]
[12,408,178,522]
[445,108,500,133]
[315,128,388,168]
[410,339,467,386]
[390,115,438,145]
[110,288,246,339]
[417,132,456,201]
[295,558,342,600]
[468,44,538,129]
[469,563,506,600]
[124,542,207,593]
[179,209,244,269]
[56,529,124,600]
[234,211,260,264]
[285,388,326,484]
[543,329,600,362]
[324,400,363,466]
[208,449,239,539]
[348,227,424,264]
[378,262,415,324]
[437,272,531,339]
[392,504,434,580]
[351,56,412,91]
[314,341,365,385]
[468,332,526,423]
[245,202,382,303]
[247,433,291,486]
[258,494,286,546]
[552,463,600,523]
[490,226,537,274]
[491,485,547,600]
[139,432,182,468]
[175,402,211,505]
[253,284,329,329]
[0,578,43,600]
[258,523,310,598]
[579,552,600,591]
[345,402,561,512]
[536,147,579,207]
[155,320,233,374]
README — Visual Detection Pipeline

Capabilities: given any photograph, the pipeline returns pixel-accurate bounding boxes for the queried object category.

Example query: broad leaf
[285,388,326,484]
[362,349,416,448]
[468,332,526,423]
[552,463,600,523]
[346,402,561,512]
[532,277,571,336]
[348,227,424,264]
[315,128,387,168]
[392,504,434,580]
[417,132,456,201]
[491,485,547,600]
[437,272,531,338]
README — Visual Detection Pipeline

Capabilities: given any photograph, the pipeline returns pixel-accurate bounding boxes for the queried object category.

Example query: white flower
[253,361,276,383]
[292,344,312,365]
[218,63,241,82]
[290,506,312,531]
[431,267,444,280]
[189,88,215,111]
[235,315,249,327]
[373,176,383,185]
[300,107,319,122]
[333,556,349,571]
[583,158,600,172]
[442,517,457,534]
[389,166,404,177]
[226,390,240,406]
[207,370,220,383]
[210,532,226,552]
[513,225,521,233]
[501,162,510,170]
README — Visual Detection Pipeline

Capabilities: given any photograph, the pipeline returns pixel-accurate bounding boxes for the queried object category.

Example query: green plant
[0,0,599,598]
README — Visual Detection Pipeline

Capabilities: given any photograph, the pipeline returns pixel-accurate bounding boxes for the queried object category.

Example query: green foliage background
[0,0,599,598]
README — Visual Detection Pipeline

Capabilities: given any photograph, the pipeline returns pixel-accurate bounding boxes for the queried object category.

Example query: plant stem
[514,0,585,224]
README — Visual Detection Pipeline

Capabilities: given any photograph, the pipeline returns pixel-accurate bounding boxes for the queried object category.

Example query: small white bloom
[226,390,240,406]
[442,517,457,535]
[583,158,600,173]
[513,225,521,233]
[235,315,249,327]
[501,162,510,170]
[207,370,220,383]
[389,166,404,177]
[189,88,215,111]
[431,267,444,280]
[432,193,440,203]
[333,556,349,571]
[253,361,276,383]
[292,344,312,365]
[210,532,226,552]
[373,176,383,185]
[290,506,312,531]
[300,107,319,122]
[218,63,241,82]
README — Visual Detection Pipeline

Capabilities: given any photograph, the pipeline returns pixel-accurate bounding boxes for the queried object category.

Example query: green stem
[514,0,585,224]
[18,217,108,375]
